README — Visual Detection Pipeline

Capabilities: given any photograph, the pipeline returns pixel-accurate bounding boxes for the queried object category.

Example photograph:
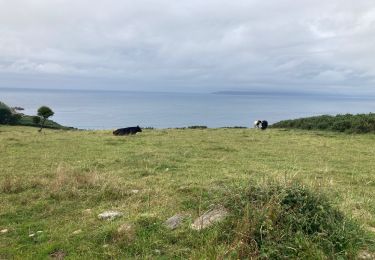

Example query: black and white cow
[254,120,268,130]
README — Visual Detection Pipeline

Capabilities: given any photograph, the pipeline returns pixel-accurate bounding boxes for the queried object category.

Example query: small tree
[37,106,54,132]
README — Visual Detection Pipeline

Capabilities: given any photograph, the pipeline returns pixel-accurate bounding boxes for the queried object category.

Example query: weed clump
[224,183,365,259]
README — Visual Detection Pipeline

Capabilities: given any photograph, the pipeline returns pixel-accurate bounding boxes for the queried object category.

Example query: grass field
[0,126,374,258]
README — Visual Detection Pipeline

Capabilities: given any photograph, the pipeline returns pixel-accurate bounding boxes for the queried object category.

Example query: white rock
[0,229,8,234]
[72,229,82,235]
[164,214,185,230]
[191,206,228,231]
[98,210,123,220]
[29,233,35,237]
[367,226,375,233]
[83,209,92,215]
[36,230,43,234]
[131,189,139,194]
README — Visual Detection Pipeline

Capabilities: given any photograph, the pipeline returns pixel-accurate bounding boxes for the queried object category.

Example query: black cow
[260,120,268,130]
[113,126,142,136]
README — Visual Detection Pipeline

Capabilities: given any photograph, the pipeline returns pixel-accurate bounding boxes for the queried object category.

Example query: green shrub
[332,120,352,132]
[32,116,41,125]
[272,113,375,133]
[0,107,13,124]
[223,183,365,259]
[0,101,20,124]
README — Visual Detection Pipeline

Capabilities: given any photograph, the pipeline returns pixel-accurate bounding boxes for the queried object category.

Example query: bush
[272,113,375,134]
[223,183,365,259]
[0,101,20,125]
[332,120,352,132]
[0,107,13,124]
[32,116,41,125]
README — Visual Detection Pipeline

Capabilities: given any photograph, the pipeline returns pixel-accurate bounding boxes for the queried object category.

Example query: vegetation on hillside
[0,126,374,258]
[0,101,21,124]
[272,113,375,133]
[0,101,73,130]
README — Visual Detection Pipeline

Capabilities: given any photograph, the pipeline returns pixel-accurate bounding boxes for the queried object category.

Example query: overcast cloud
[0,0,375,93]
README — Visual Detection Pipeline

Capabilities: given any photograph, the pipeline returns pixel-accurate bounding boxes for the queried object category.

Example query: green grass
[0,126,374,258]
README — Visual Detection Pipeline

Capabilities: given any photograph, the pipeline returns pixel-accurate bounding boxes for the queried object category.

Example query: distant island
[212,90,323,96]
[212,90,375,99]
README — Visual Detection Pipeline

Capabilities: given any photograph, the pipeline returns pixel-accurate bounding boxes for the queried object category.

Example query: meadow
[0,126,374,259]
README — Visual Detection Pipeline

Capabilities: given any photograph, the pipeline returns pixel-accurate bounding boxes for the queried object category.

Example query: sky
[0,0,375,94]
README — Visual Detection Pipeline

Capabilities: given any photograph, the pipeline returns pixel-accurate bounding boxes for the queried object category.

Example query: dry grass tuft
[113,223,136,244]
[1,176,26,194]
[47,163,128,200]
[48,163,99,192]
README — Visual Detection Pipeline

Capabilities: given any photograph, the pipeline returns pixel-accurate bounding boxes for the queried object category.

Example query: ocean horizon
[1,87,375,129]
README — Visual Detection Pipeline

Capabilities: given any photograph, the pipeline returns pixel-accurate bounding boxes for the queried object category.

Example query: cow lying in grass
[113,126,142,136]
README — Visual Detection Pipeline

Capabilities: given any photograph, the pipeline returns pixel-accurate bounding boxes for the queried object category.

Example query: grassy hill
[0,126,374,258]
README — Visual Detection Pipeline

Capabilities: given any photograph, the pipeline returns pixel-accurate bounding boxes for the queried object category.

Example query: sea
[1,88,375,129]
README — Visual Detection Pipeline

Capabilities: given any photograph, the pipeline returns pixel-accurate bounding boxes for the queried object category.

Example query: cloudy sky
[0,0,375,94]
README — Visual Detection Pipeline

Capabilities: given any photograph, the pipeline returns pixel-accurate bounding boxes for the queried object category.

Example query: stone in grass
[72,229,82,235]
[1,229,8,234]
[83,209,92,215]
[191,206,228,231]
[367,226,375,233]
[358,250,375,260]
[98,211,123,220]
[29,231,43,238]
[164,214,186,230]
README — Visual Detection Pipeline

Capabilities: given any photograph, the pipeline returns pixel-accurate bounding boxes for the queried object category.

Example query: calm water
[1,88,375,129]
